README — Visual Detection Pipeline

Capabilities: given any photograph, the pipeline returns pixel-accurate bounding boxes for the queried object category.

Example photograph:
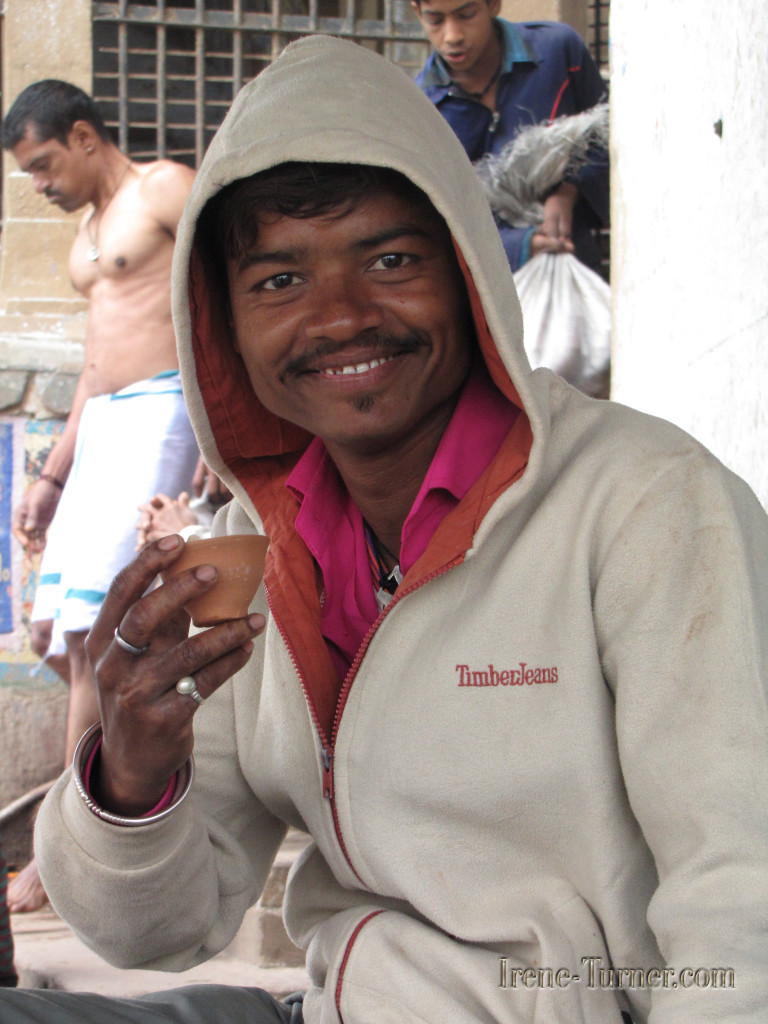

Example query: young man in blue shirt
[413,0,609,270]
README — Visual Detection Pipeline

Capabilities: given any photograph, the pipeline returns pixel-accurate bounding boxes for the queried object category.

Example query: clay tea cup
[163,534,269,627]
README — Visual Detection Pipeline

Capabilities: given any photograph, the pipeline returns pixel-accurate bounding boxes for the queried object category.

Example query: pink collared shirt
[286,362,519,679]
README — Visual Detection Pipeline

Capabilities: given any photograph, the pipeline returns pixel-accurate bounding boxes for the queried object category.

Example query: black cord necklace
[463,62,501,101]
[364,523,402,610]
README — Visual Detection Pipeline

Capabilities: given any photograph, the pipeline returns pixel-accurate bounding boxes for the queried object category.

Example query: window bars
[92,0,429,164]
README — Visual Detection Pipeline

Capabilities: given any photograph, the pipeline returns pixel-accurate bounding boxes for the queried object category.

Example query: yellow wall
[499,0,588,41]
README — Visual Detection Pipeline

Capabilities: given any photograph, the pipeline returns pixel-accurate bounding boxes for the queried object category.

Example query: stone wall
[1,0,91,351]
[500,0,587,41]
[0,0,92,834]
[0,681,68,866]
[610,0,768,509]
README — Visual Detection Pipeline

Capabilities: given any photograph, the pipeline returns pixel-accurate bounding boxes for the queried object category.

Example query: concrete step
[226,829,310,969]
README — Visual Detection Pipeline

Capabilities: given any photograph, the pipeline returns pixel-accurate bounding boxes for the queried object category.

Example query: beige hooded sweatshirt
[37,35,768,1024]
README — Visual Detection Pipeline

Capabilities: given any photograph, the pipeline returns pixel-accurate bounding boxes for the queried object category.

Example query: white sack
[513,252,611,399]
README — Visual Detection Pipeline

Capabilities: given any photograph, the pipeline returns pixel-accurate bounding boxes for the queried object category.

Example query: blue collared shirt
[415,19,609,271]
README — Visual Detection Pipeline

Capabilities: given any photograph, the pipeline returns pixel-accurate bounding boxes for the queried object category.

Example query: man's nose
[303,279,383,341]
[443,17,463,43]
[32,175,48,195]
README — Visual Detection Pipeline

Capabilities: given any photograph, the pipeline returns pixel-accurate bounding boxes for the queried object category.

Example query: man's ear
[69,120,98,153]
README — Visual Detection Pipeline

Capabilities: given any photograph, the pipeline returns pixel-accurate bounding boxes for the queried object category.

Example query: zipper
[265,580,360,879]
[264,557,462,877]
[321,745,334,800]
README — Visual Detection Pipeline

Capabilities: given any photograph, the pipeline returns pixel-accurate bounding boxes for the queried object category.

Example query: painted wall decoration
[0,417,64,657]
[0,422,15,634]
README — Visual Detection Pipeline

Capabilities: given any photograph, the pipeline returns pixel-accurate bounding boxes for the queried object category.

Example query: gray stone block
[0,681,68,867]
[0,369,30,410]
[40,367,80,416]
[224,830,310,968]
[225,903,305,968]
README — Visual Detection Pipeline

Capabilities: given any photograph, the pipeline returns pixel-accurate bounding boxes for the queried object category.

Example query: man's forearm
[40,430,76,485]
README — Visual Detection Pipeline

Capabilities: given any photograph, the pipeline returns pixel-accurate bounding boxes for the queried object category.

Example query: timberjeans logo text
[456,663,558,687]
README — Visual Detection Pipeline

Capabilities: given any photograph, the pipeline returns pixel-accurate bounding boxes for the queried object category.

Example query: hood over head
[173,33,541,516]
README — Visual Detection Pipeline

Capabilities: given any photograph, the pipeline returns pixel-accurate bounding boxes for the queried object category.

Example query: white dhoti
[32,372,199,656]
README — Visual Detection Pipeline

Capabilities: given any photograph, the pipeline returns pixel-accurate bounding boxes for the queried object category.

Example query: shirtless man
[1,80,200,911]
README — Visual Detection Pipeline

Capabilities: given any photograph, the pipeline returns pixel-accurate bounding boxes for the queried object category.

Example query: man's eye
[262,272,300,291]
[372,253,413,271]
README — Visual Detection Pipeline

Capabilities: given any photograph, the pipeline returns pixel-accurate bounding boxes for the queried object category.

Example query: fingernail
[195,564,217,582]
[248,614,265,631]
[158,534,181,550]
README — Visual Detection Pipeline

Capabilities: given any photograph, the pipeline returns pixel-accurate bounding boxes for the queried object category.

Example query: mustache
[283,330,429,377]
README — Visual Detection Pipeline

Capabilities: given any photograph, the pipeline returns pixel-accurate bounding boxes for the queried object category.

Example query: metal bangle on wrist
[38,473,65,490]
[72,722,195,827]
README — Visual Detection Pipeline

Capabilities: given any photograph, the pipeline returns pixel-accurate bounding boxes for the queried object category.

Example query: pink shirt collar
[286,361,518,678]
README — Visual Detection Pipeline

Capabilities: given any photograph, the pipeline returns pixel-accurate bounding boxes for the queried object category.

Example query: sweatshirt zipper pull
[322,746,334,800]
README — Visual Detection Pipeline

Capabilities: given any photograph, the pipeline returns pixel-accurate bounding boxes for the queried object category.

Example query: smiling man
[412,0,610,271]
[223,175,472,456]
[4,35,767,1024]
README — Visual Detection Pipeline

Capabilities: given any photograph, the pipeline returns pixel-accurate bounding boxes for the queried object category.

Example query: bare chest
[70,184,173,295]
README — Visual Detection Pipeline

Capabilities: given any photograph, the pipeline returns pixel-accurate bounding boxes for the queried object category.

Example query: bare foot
[7,858,48,913]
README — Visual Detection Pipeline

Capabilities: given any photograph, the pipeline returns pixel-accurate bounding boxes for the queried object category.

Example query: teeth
[323,354,396,376]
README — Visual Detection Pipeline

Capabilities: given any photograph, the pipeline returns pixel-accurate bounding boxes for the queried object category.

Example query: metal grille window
[92,0,429,166]
[587,0,610,74]
[585,0,610,280]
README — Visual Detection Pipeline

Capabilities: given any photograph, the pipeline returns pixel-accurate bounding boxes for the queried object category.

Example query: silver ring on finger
[176,675,204,705]
[114,626,149,656]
